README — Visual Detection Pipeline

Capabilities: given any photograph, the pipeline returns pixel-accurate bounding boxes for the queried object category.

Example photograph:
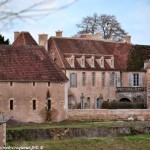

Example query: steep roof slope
[48,37,132,71]
[0,45,68,82]
[12,32,38,46]
[127,44,150,71]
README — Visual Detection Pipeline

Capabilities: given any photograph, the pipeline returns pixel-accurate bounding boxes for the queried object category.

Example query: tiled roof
[0,45,68,82]
[13,32,38,46]
[48,37,132,71]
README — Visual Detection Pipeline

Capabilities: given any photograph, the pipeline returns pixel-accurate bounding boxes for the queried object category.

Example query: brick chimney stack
[39,34,48,51]
[95,32,100,39]
[124,35,131,43]
[56,30,63,37]
[14,32,20,41]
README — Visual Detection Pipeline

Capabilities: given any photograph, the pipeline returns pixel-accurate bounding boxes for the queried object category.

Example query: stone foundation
[68,109,150,121]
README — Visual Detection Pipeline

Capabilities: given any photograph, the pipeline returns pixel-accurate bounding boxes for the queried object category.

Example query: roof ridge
[52,36,131,45]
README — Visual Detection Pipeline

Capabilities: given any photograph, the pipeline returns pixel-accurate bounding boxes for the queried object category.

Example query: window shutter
[128,73,133,87]
[139,73,143,86]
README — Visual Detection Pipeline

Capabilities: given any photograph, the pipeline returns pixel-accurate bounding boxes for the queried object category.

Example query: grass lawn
[7,135,150,150]
[7,120,150,130]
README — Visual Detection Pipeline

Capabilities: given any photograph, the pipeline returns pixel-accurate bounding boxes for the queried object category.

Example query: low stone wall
[67,109,150,121]
[0,122,6,148]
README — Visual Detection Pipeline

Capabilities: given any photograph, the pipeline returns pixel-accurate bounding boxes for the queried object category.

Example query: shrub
[76,103,81,109]
[45,109,52,122]
[101,101,144,109]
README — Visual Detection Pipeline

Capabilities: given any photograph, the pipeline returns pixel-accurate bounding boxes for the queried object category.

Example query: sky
[1,0,150,45]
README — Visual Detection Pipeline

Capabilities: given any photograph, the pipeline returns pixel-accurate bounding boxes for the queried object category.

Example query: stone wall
[68,109,150,121]
[0,82,68,123]
[0,114,6,148]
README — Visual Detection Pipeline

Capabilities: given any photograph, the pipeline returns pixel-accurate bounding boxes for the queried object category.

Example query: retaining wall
[67,109,150,121]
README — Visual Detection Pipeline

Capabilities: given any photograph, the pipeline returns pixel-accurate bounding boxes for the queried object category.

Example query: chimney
[124,35,131,43]
[95,32,100,39]
[14,31,20,41]
[39,34,48,50]
[56,30,62,37]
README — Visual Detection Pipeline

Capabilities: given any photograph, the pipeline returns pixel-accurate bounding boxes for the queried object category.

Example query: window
[100,57,104,68]
[68,97,76,109]
[82,72,86,86]
[110,56,114,68]
[81,56,85,68]
[110,72,115,86]
[91,56,95,68]
[33,82,35,86]
[102,72,105,87]
[48,82,50,87]
[128,73,142,87]
[87,97,90,109]
[133,73,139,86]
[47,99,51,110]
[70,55,75,68]
[10,100,13,110]
[96,98,100,109]
[91,72,95,86]
[70,73,77,87]
[33,100,36,110]
[10,81,13,86]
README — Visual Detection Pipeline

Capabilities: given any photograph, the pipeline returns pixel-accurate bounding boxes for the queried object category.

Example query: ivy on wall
[127,45,150,71]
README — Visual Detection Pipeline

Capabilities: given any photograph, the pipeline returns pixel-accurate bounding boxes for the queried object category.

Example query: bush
[45,109,52,122]
[76,103,81,109]
[101,101,144,109]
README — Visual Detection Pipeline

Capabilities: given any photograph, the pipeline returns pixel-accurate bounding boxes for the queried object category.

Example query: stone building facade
[47,32,148,109]
[0,32,68,123]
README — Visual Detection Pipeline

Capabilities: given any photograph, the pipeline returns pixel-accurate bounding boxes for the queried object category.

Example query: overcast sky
[1,0,150,45]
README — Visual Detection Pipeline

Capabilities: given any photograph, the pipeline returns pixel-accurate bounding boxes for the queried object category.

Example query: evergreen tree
[0,34,9,45]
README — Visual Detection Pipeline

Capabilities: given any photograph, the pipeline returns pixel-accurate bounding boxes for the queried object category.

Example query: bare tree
[77,13,99,34]
[0,0,78,30]
[77,13,127,41]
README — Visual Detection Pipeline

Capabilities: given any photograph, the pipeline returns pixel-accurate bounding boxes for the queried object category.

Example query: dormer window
[110,56,114,68]
[52,53,55,60]
[81,55,85,68]
[91,56,95,68]
[70,55,75,68]
[100,55,104,68]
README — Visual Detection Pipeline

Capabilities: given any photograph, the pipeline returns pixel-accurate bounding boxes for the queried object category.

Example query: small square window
[10,99,13,110]
[48,82,50,87]
[33,82,35,86]
[10,81,13,86]
[33,100,36,110]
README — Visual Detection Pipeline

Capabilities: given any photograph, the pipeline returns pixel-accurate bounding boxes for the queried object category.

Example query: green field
[7,120,150,130]
[7,135,150,150]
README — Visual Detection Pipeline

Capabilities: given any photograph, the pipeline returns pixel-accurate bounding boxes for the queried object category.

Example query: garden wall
[0,123,6,147]
[67,109,150,121]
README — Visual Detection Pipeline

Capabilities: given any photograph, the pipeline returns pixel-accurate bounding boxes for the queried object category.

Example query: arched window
[87,97,90,109]
[10,99,13,110]
[33,100,36,110]
[47,99,51,110]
